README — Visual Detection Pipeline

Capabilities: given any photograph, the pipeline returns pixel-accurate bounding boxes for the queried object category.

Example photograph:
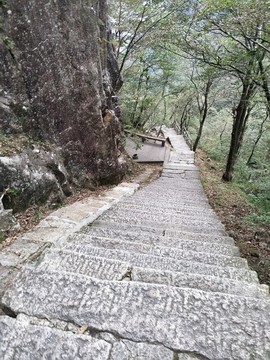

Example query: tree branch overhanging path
[110,0,270,184]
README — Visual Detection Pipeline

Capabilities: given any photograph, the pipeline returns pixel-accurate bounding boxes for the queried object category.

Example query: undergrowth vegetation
[197,110,270,230]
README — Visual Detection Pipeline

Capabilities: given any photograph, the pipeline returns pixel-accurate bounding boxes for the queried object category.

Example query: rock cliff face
[0,0,126,211]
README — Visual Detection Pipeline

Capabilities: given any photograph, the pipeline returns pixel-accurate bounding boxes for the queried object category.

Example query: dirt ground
[196,149,270,286]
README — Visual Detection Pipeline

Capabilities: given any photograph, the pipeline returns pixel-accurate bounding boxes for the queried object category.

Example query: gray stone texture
[38,249,267,299]
[100,213,225,231]
[2,269,270,360]
[95,217,227,236]
[106,207,220,224]
[0,0,126,211]
[0,316,111,360]
[37,244,258,282]
[1,315,176,359]
[79,227,239,255]
[120,196,213,209]
[112,202,217,218]
[0,209,18,234]
[64,234,247,268]
[92,220,235,244]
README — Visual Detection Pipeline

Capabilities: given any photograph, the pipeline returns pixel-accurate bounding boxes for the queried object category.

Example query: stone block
[58,245,257,282]
[79,227,238,255]
[66,234,246,269]
[0,316,110,359]
[3,269,270,359]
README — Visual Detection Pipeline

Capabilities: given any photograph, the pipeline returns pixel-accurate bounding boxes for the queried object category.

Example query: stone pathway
[1,128,270,359]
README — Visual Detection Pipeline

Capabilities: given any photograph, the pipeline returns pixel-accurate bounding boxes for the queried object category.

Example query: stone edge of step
[45,245,259,284]
[0,181,140,308]
[77,228,240,256]
[38,248,269,299]
[0,182,139,269]
[64,233,248,269]
[93,220,229,239]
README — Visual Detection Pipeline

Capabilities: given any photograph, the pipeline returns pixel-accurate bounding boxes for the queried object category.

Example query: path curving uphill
[1,128,270,359]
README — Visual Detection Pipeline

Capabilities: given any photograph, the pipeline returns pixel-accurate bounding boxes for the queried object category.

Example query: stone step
[0,316,111,359]
[166,160,195,166]
[168,144,192,150]
[66,234,247,269]
[105,193,208,206]
[170,150,194,156]
[38,250,268,299]
[80,226,239,256]
[156,177,201,184]
[144,182,203,190]
[160,171,199,179]
[169,152,193,158]
[161,167,197,173]
[104,203,222,222]
[170,150,194,155]
[3,269,270,359]
[138,181,204,190]
[0,316,175,360]
[104,193,212,207]
[144,185,203,192]
[139,186,204,194]
[162,167,198,174]
[134,192,208,202]
[169,138,192,146]
[146,176,201,183]
[168,159,195,164]
[162,172,198,178]
[105,206,220,223]
[161,171,200,180]
[163,162,200,172]
[98,215,226,236]
[93,220,235,245]
[55,243,257,282]
[121,197,212,210]
[146,175,201,182]
[120,196,212,207]
[146,178,202,186]
[141,182,204,191]
[132,266,269,300]
[111,203,218,220]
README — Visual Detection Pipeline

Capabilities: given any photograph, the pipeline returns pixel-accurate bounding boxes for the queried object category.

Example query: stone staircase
[1,128,270,359]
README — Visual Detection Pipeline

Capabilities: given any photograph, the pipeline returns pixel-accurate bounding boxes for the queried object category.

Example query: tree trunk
[193,79,212,152]
[131,63,148,128]
[222,78,255,181]
[247,113,268,165]
[179,100,191,133]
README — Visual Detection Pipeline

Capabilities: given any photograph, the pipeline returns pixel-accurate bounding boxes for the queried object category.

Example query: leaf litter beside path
[196,149,270,286]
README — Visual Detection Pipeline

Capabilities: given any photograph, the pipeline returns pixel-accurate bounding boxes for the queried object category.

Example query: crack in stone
[3,312,214,359]
[174,351,211,360]
[0,304,17,318]
[119,266,133,281]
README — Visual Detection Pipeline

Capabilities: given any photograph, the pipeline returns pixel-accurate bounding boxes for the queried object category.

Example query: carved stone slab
[42,245,257,282]
[93,220,235,245]
[98,215,226,236]
[38,250,267,298]
[65,235,247,269]
[79,228,239,255]
[3,269,270,359]
[0,316,110,359]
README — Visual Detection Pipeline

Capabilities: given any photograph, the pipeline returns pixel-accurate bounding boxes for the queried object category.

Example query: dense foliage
[110,0,270,227]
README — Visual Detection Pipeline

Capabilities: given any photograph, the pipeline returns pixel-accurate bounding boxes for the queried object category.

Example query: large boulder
[0,0,126,211]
